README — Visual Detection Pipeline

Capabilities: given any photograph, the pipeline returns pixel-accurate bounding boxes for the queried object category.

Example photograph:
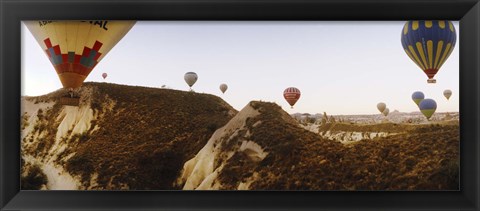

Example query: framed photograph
[1,0,479,210]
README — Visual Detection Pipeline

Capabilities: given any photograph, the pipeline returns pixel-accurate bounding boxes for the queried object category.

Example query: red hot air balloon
[102,73,108,80]
[283,87,301,109]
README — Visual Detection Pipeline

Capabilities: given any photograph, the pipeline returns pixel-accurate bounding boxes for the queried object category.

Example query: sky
[21,21,460,115]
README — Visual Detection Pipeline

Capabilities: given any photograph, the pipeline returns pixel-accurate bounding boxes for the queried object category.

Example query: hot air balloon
[102,73,108,80]
[283,87,301,109]
[411,91,425,106]
[444,89,452,100]
[377,102,386,113]
[401,21,457,83]
[419,99,437,120]
[184,72,198,91]
[383,108,390,117]
[25,20,135,105]
[219,83,228,94]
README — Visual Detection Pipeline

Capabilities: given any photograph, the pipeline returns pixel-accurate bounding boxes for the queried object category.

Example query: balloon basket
[427,78,436,83]
[59,96,80,106]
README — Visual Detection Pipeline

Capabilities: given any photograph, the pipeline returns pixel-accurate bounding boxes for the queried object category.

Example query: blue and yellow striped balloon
[401,21,456,83]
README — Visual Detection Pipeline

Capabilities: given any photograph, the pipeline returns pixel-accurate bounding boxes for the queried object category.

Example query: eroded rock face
[22,98,94,190]
[176,101,331,190]
[21,82,237,190]
[178,102,459,190]
[177,103,266,190]
[22,84,459,191]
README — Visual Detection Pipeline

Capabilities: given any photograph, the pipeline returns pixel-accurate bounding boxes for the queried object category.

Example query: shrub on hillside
[66,154,94,182]
[129,148,184,189]
[21,165,48,190]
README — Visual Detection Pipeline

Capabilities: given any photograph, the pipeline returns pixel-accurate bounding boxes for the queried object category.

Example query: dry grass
[218,101,459,190]
[23,85,458,190]
[21,158,48,190]
[63,82,237,189]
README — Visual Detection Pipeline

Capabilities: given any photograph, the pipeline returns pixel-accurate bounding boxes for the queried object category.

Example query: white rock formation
[21,96,101,190]
[177,103,267,190]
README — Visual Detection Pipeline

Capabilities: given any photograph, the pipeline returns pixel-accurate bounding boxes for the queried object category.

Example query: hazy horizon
[21,21,460,115]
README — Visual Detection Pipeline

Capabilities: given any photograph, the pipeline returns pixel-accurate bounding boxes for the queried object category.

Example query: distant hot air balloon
[419,99,437,120]
[401,21,457,83]
[219,83,228,94]
[283,87,301,109]
[184,72,198,91]
[25,21,135,94]
[411,91,425,106]
[444,89,452,100]
[102,73,108,80]
[383,108,390,117]
[377,102,386,113]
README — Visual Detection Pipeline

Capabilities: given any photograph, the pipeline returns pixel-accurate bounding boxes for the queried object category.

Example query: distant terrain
[21,83,459,190]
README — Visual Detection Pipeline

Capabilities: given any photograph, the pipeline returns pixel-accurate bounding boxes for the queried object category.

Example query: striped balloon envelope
[401,20,456,83]
[283,87,301,109]
[25,20,135,90]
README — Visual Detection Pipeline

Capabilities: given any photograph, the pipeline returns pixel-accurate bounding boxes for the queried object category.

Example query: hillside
[21,82,237,190]
[21,84,459,190]
[178,101,459,190]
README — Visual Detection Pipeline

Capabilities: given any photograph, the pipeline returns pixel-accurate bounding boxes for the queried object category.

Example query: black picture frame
[1,0,479,210]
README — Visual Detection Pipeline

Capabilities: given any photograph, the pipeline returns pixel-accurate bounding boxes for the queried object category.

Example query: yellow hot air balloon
[25,20,135,92]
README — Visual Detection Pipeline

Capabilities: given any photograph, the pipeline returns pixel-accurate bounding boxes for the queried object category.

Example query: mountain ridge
[21,82,459,190]
[22,82,237,190]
